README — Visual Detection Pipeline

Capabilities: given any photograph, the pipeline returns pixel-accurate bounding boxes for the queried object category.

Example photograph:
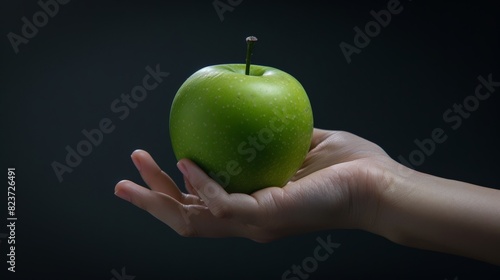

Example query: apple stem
[245,36,258,75]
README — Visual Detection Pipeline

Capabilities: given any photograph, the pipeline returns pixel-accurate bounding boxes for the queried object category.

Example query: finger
[115,180,250,238]
[177,174,203,205]
[291,129,338,181]
[309,128,331,150]
[131,150,184,201]
[177,159,261,224]
[182,193,204,205]
[115,180,202,234]
[183,174,200,198]
[292,154,333,181]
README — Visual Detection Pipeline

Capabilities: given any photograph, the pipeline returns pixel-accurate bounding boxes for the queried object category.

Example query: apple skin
[169,64,313,194]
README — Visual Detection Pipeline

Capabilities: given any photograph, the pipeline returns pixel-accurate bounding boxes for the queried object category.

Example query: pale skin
[114,128,500,266]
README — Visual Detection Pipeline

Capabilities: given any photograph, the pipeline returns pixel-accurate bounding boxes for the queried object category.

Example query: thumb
[177,159,230,210]
[176,159,260,222]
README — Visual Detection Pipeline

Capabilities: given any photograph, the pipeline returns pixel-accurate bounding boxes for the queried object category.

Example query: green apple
[169,37,313,194]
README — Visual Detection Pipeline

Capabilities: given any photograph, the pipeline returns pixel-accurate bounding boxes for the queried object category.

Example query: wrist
[358,159,420,240]
[344,158,412,233]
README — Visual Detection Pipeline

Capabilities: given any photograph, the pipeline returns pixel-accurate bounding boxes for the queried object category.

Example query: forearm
[372,164,500,265]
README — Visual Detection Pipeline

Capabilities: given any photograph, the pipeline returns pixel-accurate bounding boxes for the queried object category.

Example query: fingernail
[114,189,131,202]
[131,153,141,171]
[177,160,189,178]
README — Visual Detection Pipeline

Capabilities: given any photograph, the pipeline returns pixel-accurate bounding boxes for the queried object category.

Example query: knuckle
[210,203,232,219]
[198,181,222,201]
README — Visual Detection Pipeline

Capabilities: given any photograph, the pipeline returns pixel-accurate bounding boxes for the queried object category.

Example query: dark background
[1,0,499,279]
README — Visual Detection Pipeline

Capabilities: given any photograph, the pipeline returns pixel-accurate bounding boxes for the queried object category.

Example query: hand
[114,128,398,242]
[114,128,500,265]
